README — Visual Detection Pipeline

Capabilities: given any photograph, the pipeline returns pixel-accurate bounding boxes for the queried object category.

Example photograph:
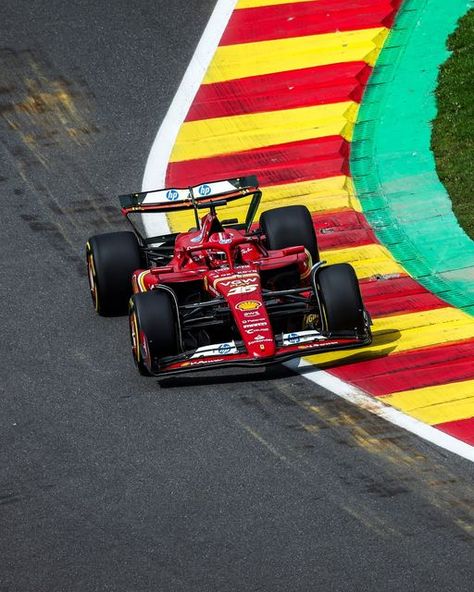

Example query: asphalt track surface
[1,2,473,590]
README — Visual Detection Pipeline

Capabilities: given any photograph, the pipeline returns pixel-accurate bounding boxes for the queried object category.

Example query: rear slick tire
[259,205,319,263]
[86,231,142,316]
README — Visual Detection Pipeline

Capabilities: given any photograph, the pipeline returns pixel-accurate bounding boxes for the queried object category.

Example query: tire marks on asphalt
[171,368,474,543]
[0,48,122,274]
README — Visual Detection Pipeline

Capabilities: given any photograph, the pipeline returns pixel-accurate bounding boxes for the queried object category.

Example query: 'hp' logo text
[287,333,300,344]
[198,184,211,196]
[166,189,179,201]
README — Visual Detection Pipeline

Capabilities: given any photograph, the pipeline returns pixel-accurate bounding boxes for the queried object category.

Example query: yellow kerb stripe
[167,176,360,232]
[170,101,358,162]
[236,0,318,8]
[306,307,474,366]
[204,27,388,83]
[381,381,474,425]
[320,243,405,279]
[259,176,362,212]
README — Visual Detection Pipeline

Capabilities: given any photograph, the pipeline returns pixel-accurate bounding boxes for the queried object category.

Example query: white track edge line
[286,358,474,462]
[141,0,474,462]
[141,0,238,235]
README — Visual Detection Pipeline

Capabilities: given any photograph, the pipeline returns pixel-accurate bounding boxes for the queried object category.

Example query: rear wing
[119,175,259,214]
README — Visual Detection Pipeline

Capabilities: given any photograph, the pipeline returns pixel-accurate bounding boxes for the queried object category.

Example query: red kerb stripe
[359,275,449,317]
[186,63,371,121]
[328,340,474,396]
[167,136,349,187]
[221,0,402,46]
[435,417,474,446]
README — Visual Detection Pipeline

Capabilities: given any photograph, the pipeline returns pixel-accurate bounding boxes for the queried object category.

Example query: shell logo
[236,300,261,311]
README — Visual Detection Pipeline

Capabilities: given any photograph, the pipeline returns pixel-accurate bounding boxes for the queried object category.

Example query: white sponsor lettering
[220,277,257,288]
[241,320,267,328]
[249,337,273,346]
[245,327,270,335]
[228,285,257,296]
[188,358,225,366]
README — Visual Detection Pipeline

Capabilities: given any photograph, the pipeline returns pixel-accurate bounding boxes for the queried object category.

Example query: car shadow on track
[157,364,295,388]
[302,328,402,370]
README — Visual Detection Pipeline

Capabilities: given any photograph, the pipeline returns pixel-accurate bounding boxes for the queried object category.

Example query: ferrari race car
[86,176,372,376]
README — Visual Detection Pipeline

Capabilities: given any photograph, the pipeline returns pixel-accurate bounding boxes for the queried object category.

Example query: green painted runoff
[351,0,474,314]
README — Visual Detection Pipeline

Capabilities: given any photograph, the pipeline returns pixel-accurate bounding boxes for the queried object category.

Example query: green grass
[432,7,474,240]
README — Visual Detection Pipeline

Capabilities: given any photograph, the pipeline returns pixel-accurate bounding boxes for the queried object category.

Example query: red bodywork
[115,177,372,376]
[127,210,368,376]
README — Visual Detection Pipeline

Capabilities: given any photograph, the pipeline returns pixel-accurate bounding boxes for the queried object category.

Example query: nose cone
[232,300,276,359]
[248,338,276,359]
[206,267,276,359]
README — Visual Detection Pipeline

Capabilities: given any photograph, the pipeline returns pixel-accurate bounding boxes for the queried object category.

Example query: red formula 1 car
[86,176,372,376]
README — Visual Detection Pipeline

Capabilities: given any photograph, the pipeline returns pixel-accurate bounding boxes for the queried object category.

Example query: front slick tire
[317,263,366,333]
[129,290,180,376]
[86,231,142,316]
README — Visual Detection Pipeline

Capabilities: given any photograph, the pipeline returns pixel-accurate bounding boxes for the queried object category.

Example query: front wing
[150,329,372,377]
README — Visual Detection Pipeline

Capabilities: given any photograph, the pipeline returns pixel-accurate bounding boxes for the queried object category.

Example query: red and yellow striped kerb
[164,0,474,446]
